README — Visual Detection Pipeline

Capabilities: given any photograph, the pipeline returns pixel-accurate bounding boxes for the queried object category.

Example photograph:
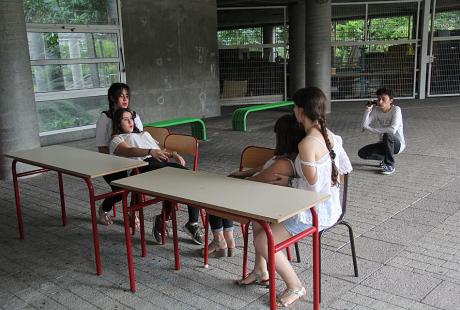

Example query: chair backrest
[164,133,199,171]
[337,173,349,223]
[144,126,171,147]
[239,146,275,171]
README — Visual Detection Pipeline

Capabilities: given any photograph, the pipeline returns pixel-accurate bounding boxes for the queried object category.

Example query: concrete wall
[121,0,220,123]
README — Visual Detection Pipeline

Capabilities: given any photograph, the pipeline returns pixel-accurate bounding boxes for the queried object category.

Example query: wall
[121,0,220,123]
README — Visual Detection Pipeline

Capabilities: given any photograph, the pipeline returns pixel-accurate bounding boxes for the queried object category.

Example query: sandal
[227,247,236,257]
[236,271,269,287]
[201,240,227,258]
[129,212,140,232]
[276,287,306,307]
[98,205,113,225]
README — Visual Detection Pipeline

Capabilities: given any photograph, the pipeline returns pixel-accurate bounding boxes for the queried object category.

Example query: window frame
[25,0,126,135]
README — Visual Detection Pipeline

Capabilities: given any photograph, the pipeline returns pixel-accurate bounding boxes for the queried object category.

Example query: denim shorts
[282,216,312,236]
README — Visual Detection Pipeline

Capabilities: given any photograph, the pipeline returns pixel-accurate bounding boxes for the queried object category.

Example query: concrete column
[418,0,431,99]
[263,25,274,62]
[0,0,40,179]
[288,0,306,97]
[305,0,332,112]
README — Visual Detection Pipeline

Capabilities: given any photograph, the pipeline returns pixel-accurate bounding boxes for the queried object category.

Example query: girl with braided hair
[240,87,351,307]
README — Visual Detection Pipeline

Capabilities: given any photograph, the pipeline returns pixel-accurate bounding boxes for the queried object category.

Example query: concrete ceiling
[217,0,460,8]
[217,0,460,29]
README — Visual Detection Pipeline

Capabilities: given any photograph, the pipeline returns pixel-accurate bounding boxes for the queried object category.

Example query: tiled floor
[1,97,459,309]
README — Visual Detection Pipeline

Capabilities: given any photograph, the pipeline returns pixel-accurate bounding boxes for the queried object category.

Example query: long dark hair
[274,114,305,157]
[292,87,338,186]
[105,82,130,118]
[112,108,140,135]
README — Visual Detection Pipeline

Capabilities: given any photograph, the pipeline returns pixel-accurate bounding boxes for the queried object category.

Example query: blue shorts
[282,216,312,236]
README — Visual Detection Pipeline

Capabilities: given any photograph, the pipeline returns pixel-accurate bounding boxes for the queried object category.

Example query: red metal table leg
[170,201,180,271]
[122,190,136,292]
[311,207,320,310]
[84,178,102,276]
[139,196,146,257]
[257,220,276,310]
[12,160,24,239]
[242,223,249,278]
[204,212,209,267]
[58,171,67,226]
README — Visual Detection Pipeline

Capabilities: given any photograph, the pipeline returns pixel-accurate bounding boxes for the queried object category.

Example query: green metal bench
[232,101,294,132]
[144,117,207,140]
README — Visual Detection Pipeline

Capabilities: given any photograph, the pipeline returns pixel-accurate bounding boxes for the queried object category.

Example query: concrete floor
[0,97,459,309]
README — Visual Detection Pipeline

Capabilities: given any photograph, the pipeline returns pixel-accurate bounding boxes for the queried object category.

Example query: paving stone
[423,281,460,310]
[338,236,405,264]
[1,98,460,309]
[361,265,442,300]
[363,218,435,246]
[320,251,382,283]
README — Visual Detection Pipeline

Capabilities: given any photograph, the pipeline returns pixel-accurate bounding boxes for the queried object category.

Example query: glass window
[28,32,118,60]
[32,63,119,92]
[23,0,119,25]
[24,0,123,133]
[36,96,106,132]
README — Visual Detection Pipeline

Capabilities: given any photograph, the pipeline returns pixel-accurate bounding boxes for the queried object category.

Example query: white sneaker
[381,164,395,175]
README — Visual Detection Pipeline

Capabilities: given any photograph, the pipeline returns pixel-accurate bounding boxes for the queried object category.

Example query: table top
[112,167,330,223]
[4,145,147,179]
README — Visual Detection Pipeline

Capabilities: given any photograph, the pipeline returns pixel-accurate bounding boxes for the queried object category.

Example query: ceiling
[217,0,460,29]
[217,0,460,8]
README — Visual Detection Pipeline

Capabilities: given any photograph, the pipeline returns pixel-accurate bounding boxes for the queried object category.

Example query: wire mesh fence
[331,1,420,100]
[428,0,460,96]
[217,7,288,105]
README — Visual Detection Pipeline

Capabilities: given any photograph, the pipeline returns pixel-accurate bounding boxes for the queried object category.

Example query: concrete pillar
[0,0,40,179]
[418,0,431,99]
[305,0,332,112]
[288,0,306,97]
[263,25,274,62]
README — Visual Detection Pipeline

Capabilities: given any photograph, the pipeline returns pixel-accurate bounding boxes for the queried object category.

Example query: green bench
[144,117,207,140]
[232,101,294,132]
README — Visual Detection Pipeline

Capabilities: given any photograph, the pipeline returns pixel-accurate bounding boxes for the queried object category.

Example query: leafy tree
[23,0,113,24]
[434,11,460,32]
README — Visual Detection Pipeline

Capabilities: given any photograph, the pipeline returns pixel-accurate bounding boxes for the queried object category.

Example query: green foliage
[434,11,460,32]
[369,16,413,40]
[218,28,262,45]
[23,0,113,24]
[334,20,365,41]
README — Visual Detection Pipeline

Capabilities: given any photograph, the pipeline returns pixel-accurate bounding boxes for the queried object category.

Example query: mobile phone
[366,100,378,107]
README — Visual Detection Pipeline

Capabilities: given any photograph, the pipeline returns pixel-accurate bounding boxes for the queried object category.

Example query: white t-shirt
[362,105,406,153]
[110,132,160,161]
[95,112,143,148]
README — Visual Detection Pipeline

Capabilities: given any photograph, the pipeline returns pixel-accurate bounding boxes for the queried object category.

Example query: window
[23,0,123,133]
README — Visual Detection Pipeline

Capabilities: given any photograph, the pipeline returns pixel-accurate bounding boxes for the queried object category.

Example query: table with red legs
[112,167,329,310]
[4,145,147,275]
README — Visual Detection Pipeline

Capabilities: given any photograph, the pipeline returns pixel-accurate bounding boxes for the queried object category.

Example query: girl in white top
[240,87,351,308]
[111,108,204,245]
[95,83,143,225]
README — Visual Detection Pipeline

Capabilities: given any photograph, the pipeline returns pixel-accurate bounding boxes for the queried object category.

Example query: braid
[317,118,338,186]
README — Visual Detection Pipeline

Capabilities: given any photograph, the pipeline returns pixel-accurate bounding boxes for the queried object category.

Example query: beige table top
[4,145,147,179]
[112,167,330,223]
